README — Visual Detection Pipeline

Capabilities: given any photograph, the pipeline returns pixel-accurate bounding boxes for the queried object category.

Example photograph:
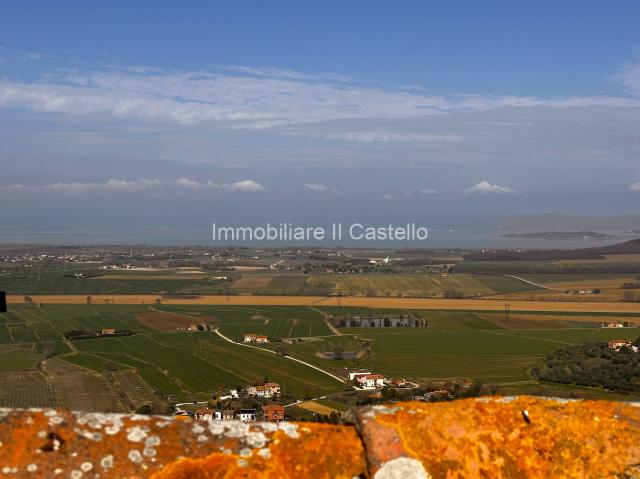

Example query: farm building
[246,383,281,398]
[243,333,270,343]
[600,321,628,328]
[236,409,257,422]
[335,315,427,328]
[608,340,639,352]
[356,374,386,389]
[262,404,286,422]
[194,408,215,421]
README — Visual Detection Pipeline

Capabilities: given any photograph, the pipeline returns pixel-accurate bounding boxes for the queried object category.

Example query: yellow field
[296,400,338,415]
[8,294,640,313]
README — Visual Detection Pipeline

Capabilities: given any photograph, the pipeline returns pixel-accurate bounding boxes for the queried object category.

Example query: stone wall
[1,396,639,478]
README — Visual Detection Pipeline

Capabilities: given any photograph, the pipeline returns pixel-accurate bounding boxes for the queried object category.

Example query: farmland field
[307,273,538,297]
[9,294,640,313]
[0,266,537,298]
[1,301,639,410]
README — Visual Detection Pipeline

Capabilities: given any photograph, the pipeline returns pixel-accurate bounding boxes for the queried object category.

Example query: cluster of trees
[623,291,640,303]
[533,341,640,393]
[443,289,464,299]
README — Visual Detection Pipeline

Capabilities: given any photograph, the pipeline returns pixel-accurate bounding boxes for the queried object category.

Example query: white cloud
[1,64,639,137]
[465,180,516,194]
[616,56,640,96]
[630,182,640,192]
[303,183,339,194]
[228,179,265,192]
[419,188,438,194]
[303,183,329,192]
[0,178,265,196]
[319,131,463,143]
[382,194,396,201]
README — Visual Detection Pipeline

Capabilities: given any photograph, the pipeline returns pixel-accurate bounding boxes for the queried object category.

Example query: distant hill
[502,231,613,240]
[501,214,640,232]
[463,238,640,262]
[584,238,640,255]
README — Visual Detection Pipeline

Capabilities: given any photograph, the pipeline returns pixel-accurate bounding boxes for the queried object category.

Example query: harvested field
[42,357,126,413]
[10,294,640,313]
[296,400,338,415]
[0,372,57,408]
[135,311,207,330]
[111,369,156,410]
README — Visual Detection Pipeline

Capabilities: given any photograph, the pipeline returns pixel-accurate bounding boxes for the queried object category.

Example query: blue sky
[1,1,640,243]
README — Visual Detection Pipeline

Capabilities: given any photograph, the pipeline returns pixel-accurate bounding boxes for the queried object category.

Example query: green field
[1,302,639,409]
[0,266,539,298]
[0,304,343,401]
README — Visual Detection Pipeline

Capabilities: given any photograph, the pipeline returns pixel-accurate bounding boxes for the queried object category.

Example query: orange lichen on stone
[2,397,640,478]
[152,424,364,479]
[355,397,640,478]
[0,408,365,478]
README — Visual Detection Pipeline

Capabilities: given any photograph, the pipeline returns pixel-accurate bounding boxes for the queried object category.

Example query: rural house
[601,321,625,328]
[236,409,257,422]
[243,333,269,343]
[194,408,215,421]
[262,404,285,422]
[356,374,386,389]
[246,383,281,398]
[608,340,639,352]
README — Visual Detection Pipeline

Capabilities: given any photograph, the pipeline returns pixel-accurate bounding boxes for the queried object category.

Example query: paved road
[213,328,346,385]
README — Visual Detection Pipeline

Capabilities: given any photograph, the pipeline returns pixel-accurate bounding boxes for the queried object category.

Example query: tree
[86,296,92,305]
[23,296,33,304]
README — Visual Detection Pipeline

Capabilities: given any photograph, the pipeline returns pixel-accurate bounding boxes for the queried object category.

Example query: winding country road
[213,328,346,385]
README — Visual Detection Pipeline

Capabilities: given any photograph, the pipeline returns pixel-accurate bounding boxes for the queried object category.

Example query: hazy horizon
[1,2,640,245]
